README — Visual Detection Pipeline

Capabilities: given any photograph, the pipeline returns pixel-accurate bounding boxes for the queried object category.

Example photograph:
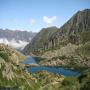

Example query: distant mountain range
[0,29,36,49]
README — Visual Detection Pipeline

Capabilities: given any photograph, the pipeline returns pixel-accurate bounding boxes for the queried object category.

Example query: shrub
[76,42,90,57]
[61,77,80,90]
[0,51,9,61]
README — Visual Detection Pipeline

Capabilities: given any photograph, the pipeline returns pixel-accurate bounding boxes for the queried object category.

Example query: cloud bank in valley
[0,38,29,49]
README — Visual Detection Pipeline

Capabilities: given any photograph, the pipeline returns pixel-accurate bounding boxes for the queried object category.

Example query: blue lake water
[23,56,81,76]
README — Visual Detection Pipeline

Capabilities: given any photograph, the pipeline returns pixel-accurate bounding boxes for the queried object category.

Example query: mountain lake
[22,56,81,76]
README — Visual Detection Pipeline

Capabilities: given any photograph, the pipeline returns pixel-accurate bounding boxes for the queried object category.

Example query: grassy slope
[0,44,39,90]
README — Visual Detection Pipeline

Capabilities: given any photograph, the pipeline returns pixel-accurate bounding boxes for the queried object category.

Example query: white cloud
[29,19,36,25]
[0,38,29,49]
[43,16,57,24]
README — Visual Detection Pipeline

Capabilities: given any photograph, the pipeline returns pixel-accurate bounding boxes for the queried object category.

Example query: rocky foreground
[0,44,90,90]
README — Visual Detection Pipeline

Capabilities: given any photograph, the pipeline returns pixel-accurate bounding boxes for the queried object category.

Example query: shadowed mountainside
[24,26,58,54]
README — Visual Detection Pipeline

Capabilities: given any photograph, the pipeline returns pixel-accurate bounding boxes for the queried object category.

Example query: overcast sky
[0,0,90,32]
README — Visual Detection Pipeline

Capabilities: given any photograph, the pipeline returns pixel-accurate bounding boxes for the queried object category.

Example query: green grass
[0,51,9,62]
[79,31,90,44]
[60,77,80,90]
[76,42,90,57]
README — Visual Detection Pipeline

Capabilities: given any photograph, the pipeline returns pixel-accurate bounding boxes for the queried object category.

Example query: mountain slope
[24,26,58,54]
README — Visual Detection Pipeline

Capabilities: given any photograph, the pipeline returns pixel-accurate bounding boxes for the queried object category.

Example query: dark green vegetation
[33,56,46,63]
[78,69,90,90]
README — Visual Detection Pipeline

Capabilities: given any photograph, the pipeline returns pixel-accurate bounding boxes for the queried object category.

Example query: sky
[0,0,90,32]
